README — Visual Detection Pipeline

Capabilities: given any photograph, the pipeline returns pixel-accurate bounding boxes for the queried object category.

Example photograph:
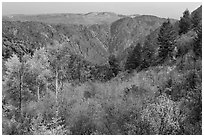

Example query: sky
[2,2,202,19]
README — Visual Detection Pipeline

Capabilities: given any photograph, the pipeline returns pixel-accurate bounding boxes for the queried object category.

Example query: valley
[2,4,202,135]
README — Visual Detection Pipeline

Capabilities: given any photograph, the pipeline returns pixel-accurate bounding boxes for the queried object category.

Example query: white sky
[2,2,202,19]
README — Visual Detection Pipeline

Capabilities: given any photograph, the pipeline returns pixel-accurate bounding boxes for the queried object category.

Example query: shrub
[141,93,181,135]
[30,115,69,135]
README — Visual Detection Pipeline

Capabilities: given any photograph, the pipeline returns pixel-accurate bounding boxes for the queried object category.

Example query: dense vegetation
[2,6,202,135]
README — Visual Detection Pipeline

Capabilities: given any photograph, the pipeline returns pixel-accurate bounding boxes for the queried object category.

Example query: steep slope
[109,15,177,55]
[2,13,179,66]
[140,5,202,57]
[191,5,202,19]
[2,21,110,65]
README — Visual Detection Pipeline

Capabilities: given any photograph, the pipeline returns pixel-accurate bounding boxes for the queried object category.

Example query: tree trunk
[37,86,40,101]
[19,69,22,114]
[55,69,58,117]
[19,56,23,115]
[56,70,58,102]
[36,78,40,102]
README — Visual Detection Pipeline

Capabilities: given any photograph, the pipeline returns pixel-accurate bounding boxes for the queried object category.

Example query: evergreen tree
[193,24,202,58]
[191,9,202,29]
[125,43,142,71]
[179,9,192,35]
[141,36,155,68]
[108,54,120,77]
[157,19,177,62]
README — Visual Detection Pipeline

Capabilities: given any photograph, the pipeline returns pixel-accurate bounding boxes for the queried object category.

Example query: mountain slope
[2,12,178,65]
[2,21,110,65]
[109,15,177,55]
[2,12,125,26]
[140,5,202,58]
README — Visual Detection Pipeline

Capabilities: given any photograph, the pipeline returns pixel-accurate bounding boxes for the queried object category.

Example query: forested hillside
[2,5,202,135]
[3,12,175,65]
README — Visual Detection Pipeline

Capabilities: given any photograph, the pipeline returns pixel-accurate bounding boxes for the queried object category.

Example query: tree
[157,19,177,62]
[179,9,192,35]
[47,42,70,117]
[108,54,120,77]
[67,54,81,82]
[27,48,51,101]
[3,54,33,115]
[191,9,202,29]
[4,54,22,111]
[141,36,155,68]
[125,43,142,71]
[193,24,202,58]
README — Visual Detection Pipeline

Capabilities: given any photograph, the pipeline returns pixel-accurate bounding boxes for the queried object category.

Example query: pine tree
[125,43,142,71]
[157,19,177,62]
[193,24,202,58]
[179,9,192,35]
[142,36,155,68]
[191,9,202,29]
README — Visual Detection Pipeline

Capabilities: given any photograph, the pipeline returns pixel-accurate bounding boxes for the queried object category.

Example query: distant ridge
[2,12,126,25]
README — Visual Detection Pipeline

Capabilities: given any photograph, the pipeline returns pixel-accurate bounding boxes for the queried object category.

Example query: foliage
[175,30,195,58]
[27,48,52,100]
[30,114,69,135]
[2,7,202,135]
[157,19,177,62]
[3,54,35,110]
[142,93,181,134]
[3,57,202,135]
[108,54,120,77]
[179,9,192,35]
[125,43,142,71]
[141,37,155,68]
[191,7,202,29]
[193,24,202,58]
